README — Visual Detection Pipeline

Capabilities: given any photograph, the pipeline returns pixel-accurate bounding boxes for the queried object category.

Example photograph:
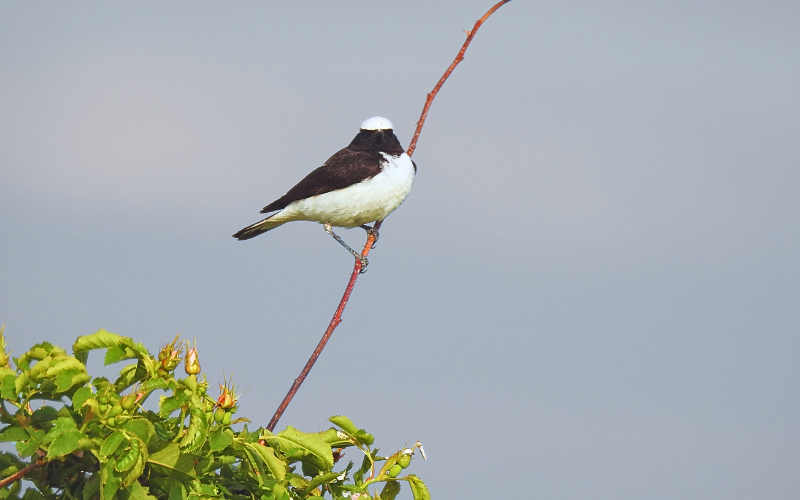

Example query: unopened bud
[185,347,201,375]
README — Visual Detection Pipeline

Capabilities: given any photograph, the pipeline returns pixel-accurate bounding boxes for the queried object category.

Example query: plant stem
[0,459,44,490]
[266,0,512,432]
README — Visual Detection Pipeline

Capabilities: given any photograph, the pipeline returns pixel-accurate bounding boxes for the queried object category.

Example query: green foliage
[0,327,429,499]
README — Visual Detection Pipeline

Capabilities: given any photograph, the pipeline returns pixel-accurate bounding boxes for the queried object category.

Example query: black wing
[260,148,384,213]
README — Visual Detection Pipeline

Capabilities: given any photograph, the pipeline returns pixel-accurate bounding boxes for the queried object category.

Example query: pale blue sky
[2,1,799,498]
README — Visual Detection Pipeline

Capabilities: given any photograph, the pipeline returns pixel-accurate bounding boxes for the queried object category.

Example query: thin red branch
[0,459,44,490]
[407,0,511,157]
[266,0,511,432]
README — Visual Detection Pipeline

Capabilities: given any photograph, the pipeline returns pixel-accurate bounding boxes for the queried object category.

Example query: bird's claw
[357,255,369,273]
[360,224,380,249]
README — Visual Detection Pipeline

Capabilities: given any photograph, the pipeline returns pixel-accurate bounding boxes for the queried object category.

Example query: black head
[347,116,405,154]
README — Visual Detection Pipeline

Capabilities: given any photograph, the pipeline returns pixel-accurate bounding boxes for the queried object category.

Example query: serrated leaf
[42,416,78,441]
[14,372,30,397]
[114,363,140,390]
[71,386,94,409]
[319,427,354,448]
[267,426,334,469]
[354,429,375,446]
[104,345,130,366]
[140,376,168,393]
[147,443,196,480]
[117,480,158,500]
[73,330,125,364]
[405,475,431,500]
[380,480,401,500]
[0,426,29,442]
[0,374,16,400]
[159,392,190,418]
[56,368,90,393]
[242,445,266,486]
[100,461,121,500]
[101,431,127,458]
[46,430,84,459]
[83,473,100,500]
[178,405,207,452]
[209,427,233,452]
[15,439,38,457]
[120,442,147,487]
[242,441,287,481]
[328,415,359,436]
[45,356,85,377]
[300,471,342,496]
[123,418,155,444]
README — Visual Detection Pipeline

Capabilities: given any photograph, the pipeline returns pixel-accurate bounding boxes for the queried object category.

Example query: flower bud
[217,383,236,409]
[184,347,201,375]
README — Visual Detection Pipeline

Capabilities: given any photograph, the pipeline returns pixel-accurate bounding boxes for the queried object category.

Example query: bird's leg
[359,224,380,248]
[324,223,369,273]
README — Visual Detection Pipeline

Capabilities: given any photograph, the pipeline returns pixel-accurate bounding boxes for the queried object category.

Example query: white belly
[284,152,415,227]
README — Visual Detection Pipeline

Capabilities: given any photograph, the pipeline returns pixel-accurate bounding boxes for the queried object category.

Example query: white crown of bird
[360,116,393,131]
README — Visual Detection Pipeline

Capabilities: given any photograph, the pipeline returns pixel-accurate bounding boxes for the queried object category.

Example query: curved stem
[0,459,44,490]
[266,0,512,432]
[406,0,512,156]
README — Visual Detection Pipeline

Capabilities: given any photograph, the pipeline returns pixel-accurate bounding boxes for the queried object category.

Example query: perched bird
[233,116,416,271]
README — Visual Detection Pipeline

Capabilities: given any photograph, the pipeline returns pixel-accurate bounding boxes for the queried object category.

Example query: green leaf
[147,443,196,481]
[114,363,140,389]
[46,430,84,459]
[72,386,94,409]
[45,356,85,377]
[15,438,39,457]
[82,473,100,500]
[380,480,401,500]
[300,471,342,497]
[101,431,127,458]
[354,429,375,446]
[319,427,354,448]
[0,426,29,442]
[100,460,121,500]
[123,418,155,445]
[405,475,431,500]
[328,415,359,436]
[30,406,59,426]
[73,329,125,364]
[242,445,266,487]
[159,391,190,417]
[242,441,287,481]
[0,374,16,400]
[117,481,158,500]
[267,426,334,469]
[55,368,91,393]
[178,405,208,452]
[209,427,233,452]
[104,345,130,366]
[140,376,168,393]
[120,441,147,487]
[14,371,30,397]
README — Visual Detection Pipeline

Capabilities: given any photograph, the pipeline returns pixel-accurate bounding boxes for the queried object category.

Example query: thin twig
[407,0,512,156]
[266,0,511,432]
[0,459,44,490]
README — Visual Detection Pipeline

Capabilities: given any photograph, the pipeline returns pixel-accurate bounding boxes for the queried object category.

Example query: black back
[260,128,406,213]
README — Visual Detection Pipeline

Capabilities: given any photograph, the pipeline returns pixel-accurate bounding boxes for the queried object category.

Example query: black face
[348,129,404,155]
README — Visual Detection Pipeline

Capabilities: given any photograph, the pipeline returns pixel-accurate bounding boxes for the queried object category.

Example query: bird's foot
[356,254,369,274]
[359,224,380,248]
[325,223,370,273]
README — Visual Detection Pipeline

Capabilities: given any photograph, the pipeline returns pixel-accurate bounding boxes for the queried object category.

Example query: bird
[233,116,416,272]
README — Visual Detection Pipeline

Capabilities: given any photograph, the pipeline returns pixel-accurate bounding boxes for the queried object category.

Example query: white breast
[283,152,416,228]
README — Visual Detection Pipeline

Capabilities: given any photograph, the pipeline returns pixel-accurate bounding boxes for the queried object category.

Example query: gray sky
[2,1,799,498]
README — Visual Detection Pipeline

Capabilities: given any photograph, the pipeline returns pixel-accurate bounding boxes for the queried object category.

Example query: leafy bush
[0,327,428,499]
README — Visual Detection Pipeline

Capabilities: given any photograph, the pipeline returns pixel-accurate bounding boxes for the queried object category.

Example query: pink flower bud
[185,347,201,375]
